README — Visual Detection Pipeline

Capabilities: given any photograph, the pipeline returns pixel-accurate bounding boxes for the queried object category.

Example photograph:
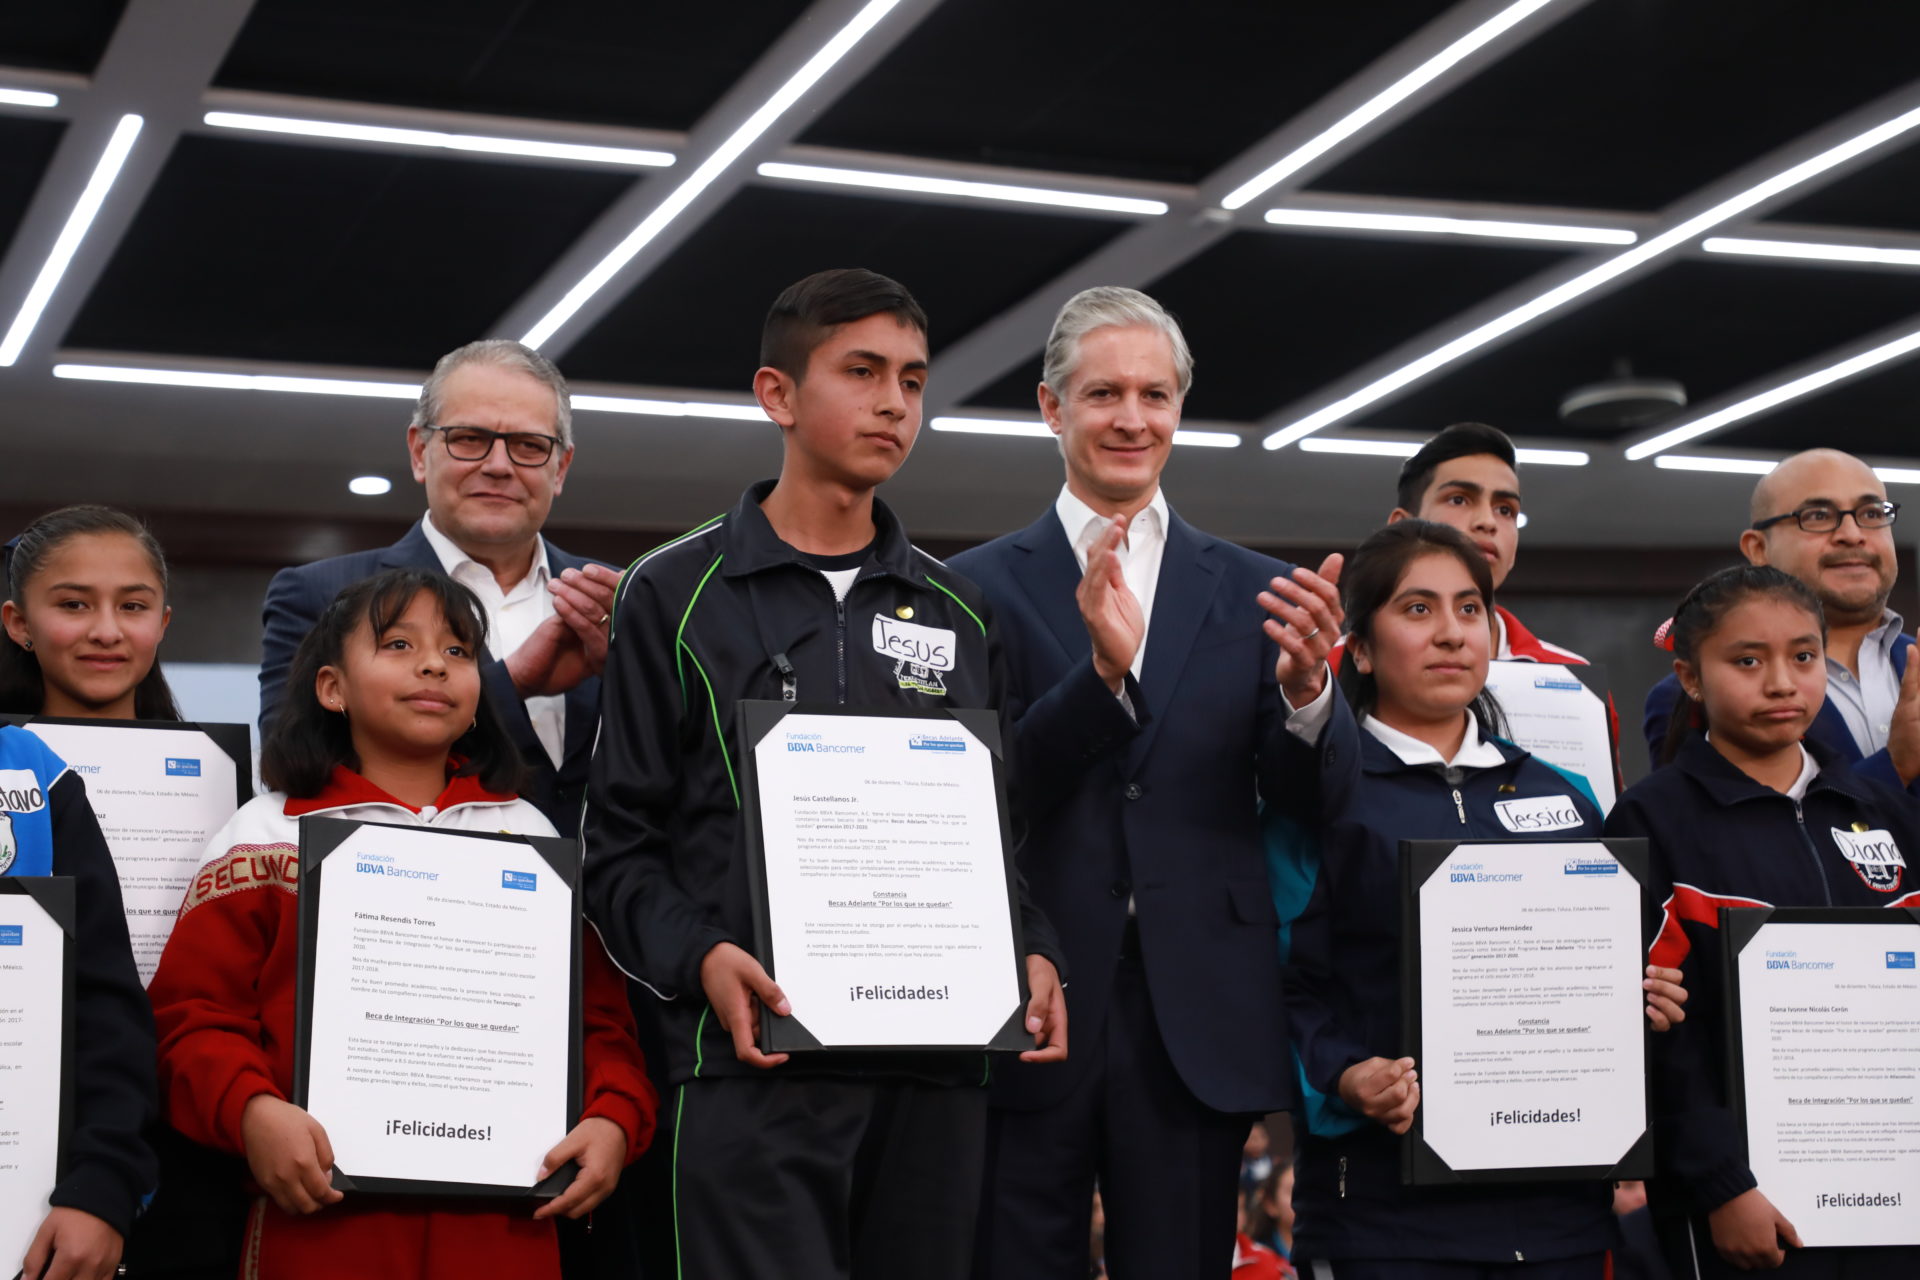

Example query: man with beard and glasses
[1644,448,1919,787]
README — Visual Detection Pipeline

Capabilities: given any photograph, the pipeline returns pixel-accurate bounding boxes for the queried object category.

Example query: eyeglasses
[420,425,561,467]
[1751,500,1900,534]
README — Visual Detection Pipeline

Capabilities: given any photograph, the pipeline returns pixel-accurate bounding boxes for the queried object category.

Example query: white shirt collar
[1054,483,1169,561]
[420,513,549,593]
[1362,712,1507,769]
[1784,744,1820,802]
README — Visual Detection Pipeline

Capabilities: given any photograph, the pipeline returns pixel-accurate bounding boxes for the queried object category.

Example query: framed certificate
[0,876,75,1269]
[1480,662,1619,813]
[1725,906,1920,1247]
[738,701,1032,1055]
[293,818,583,1198]
[6,715,252,985]
[1401,838,1653,1185]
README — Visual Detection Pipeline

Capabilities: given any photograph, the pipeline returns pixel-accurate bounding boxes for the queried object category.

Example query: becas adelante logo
[908,735,966,753]
[165,757,202,777]
[1889,951,1916,970]
[501,870,538,892]
[0,924,21,946]
[1534,675,1584,692]
[1563,856,1619,876]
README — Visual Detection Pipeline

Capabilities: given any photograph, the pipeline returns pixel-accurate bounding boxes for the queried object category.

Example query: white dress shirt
[1824,608,1906,757]
[420,515,565,768]
[1055,484,1170,681]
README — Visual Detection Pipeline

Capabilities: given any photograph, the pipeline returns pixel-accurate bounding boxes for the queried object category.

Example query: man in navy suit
[951,287,1342,1279]
[1644,448,1920,789]
[258,339,620,826]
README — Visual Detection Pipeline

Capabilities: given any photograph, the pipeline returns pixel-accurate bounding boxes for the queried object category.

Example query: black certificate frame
[1400,836,1655,1186]
[292,817,584,1200]
[1723,905,1920,1179]
[2,715,254,813]
[737,700,1033,1056]
[0,876,76,1209]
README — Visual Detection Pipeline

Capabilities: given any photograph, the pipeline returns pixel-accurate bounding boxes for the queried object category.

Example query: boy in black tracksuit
[1605,564,1920,1278]
[581,270,1067,1279]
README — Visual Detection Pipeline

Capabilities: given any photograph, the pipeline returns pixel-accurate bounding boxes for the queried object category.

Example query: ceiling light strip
[1263,207,1634,245]
[756,161,1169,215]
[53,363,420,398]
[1652,455,1779,476]
[1625,325,1920,460]
[1262,99,1920,450]
[203,111,675,167]
[1298,436,1588,464]
[1702,235,1920,268]
[1219,0,1562,210]
[0,87,59,109]
[0,114,144,368]
[573,394,767,421]
[520,0,904,350]
[931,416,1241,447]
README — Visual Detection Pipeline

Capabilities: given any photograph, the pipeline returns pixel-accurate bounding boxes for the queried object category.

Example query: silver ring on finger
[1302,627,1320,642]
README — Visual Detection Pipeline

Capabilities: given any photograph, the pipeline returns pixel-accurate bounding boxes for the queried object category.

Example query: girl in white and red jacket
[147,568,656,1280]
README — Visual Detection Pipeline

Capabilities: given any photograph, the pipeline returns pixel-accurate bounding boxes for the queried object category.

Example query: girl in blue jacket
[1606,564,1920,1278]
[1263,519,1681,1279]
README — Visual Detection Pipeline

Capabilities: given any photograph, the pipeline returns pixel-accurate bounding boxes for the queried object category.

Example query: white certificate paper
[304,824,574,1191]
[24,721,245,985]
[749,711,1019,1049]
[1415,841,1646,1174]
[1481,662,1615,813]
[0,884,65,1271]
[1736,920,1920,1247]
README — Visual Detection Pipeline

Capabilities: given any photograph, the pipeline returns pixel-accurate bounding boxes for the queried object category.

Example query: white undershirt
[420,515,564,768]
[818,567,859,602]
[1055,484,1170,681]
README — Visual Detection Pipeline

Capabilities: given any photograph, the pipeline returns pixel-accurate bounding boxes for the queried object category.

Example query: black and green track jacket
[582,479,1067,1084]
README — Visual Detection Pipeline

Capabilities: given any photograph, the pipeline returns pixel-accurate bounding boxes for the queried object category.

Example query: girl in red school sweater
[148,568,655,1280]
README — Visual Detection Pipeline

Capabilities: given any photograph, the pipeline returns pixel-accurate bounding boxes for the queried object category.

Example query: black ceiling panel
[0,2,126,71]
[0,116,65,260]
[965,232,1572,425]
[801,0,1455,184]
[1365,260,1920,442]
[66,135,633,369]
[1770,139,1920,233]
[216,0,810,131]
[971,354,1048,414]
[1718,352,1920,457]
[1309,1,1920,212]
[563,186,1128,389]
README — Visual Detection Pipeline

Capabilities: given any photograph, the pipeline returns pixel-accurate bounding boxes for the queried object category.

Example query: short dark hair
[1,505,182,719]
[261,569,526,799]
[759,268,929,381]
[1660,564,1826,763]
[1395,422,1519,513]
[1336,519,1507,739]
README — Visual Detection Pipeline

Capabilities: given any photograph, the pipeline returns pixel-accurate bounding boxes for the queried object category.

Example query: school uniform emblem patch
[1831,826,1905,893]
[871,615,955,696]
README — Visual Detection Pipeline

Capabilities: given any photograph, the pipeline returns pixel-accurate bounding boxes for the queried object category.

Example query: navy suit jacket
[950,508,1301,1115]
[1643,631,1918,792]
[257,519,606,826]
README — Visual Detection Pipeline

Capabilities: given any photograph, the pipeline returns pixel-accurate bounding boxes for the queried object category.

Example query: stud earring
[20,639,30,652]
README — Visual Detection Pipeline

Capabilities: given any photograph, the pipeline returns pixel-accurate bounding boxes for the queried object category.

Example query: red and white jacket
[148,766,656,1280]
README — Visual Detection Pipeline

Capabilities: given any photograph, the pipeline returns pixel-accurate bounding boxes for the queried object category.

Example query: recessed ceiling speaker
[1558,358,1687,429]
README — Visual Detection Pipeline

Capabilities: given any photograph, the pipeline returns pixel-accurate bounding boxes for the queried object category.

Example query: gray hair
[1041,286,1194,400]
[412,339,574,450]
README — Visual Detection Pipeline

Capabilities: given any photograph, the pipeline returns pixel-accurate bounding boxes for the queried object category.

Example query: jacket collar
[283,763,518,817]
[1673,732,1873,806]
[720,479,921,583]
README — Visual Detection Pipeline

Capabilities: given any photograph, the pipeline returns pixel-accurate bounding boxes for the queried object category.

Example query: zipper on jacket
[1338,1155,1347,1198]
[834,596,849,703]
[1452,788,1466,825]
[1791,800,1834,905]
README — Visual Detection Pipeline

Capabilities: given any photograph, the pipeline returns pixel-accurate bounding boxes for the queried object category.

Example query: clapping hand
[1258,554,1344,706]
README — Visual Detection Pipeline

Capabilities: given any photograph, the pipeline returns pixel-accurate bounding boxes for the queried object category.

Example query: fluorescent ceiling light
[573,394,767,421]
[1516,512,1529,528]
[1626,324,1920,459]
[54,363,419,399]
[931,417,1240,447]
[1263,100,1920,451]
[203,111,674,168]
[0,88,59,109]
[1298,437,1587,465]
[1702,235,1920,268]
[757,161,1168,215]
[1874,467,1920,485]
[348,475,392,496]
[1220,0,1560,210]
[1653,455,1778,476]
[1515,447,1589,466]
[0,114,143,368]
[521,0,903,350]
[1264,207,1634,246]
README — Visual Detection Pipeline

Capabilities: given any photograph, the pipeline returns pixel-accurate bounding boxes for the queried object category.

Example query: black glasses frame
[420,424,561,467]
[1751,500,1901,534]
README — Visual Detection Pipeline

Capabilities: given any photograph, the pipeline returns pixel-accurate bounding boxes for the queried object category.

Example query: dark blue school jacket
[1271,694,1617,1264]
[1604,734,1920,1218]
